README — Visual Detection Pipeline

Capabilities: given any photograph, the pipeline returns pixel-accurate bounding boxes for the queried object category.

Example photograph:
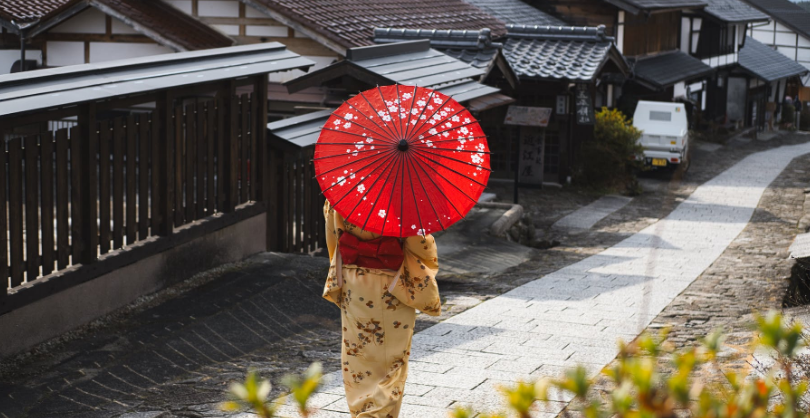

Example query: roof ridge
[506,24,613,43]
[373,27,501,49]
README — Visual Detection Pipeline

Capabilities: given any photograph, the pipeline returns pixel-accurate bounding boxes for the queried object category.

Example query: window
[650,111,672,121]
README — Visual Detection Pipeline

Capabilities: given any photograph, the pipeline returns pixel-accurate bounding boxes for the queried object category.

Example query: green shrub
[578,107,643,191]
[782,104,796,128]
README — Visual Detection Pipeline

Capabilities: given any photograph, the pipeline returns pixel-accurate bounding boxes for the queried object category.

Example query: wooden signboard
[504,106,552,127]
[575,84,595,125]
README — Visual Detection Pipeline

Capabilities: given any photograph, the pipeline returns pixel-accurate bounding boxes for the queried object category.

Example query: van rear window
[650,111,672,121]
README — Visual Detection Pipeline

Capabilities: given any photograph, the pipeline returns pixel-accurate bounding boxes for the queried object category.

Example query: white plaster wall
[199,0,240,17]
[111,16,139,34]
[165,0,193,14]
[727,77,747,121]
[246,25,287,37]
[245,5,266,18]
[90,43,172,63]
[46,41,85,66]
[0,49,42,74]
[50,8,106,34]
[214,25,240,36]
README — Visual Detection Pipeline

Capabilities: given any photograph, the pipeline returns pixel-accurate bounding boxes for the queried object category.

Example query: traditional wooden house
[0,0,233,74]
[532,0,715,112]
[745,0,810,101]
[489,24,631,185]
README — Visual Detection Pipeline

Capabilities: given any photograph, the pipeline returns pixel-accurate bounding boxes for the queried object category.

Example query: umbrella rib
[411,148,489,187]
[402,152,426,237]
[395,84,406,141]
[411,145,492,154]
[410,108,466,139]
[360,151,403,233]
[377,85,403,140]
[404,88,435,142]
[318,149,397,195]
[343,101,399,144]
[343,148,400,229]
[414,155,481,205]
[379,152,404,236]
[405,152,444,233]
[313,146,393,162]
[327,151,399,208]
[320,127,396,145]
[409,95,453,140]
[408,150,464,222]
[359,91,401,142]
[414,120,478,143]
[401,85,420,141]
[414,135,488,145]
[399,149,405,238]
[315,148,396,179]
[410,147,493,173]
[330,112,398,145]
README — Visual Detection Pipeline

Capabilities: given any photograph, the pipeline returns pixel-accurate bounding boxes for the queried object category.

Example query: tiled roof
[93,0,234,51]
[373,28,500,68]
[0,0,72,23]
[501,25,627,81]
[463,0,566,26]
[743,0,810,40]
[605,0,706,12]
[632,51,714,88]
[243,0,507,52]
[739,36,808,82]
[702,0,768,22]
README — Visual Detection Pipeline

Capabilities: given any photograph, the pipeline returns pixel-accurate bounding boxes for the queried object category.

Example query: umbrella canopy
[314,85,491,237]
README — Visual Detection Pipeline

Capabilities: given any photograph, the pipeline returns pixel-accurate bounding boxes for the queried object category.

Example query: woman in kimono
[323,201,441,418]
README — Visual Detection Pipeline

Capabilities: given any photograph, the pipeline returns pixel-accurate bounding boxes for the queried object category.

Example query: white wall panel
[51,8,106,34]
[797,48,810,62]
[246,25,287,37]
[268,55,334,83]
[799,36,810,48]
[111,16,138,34]
[245,5,265,18]
[778,46,797,59]
[46,41,84,66]
[776,22,792,32]
[776,31,797,46]
[199,0,239,17]
[213,25,240,35]
[0,50,42,74]
[89,43,172,63]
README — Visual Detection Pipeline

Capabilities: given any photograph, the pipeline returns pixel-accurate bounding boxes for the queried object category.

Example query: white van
[632,101,690,170]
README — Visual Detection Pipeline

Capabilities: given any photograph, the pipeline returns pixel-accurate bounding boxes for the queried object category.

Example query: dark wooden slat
[126,114,136,244]
[239,94,249,205]
[138,113,149,240]
[295,150,303,252]
[98,120,111,255]
[8,138,23,286]
[113,117,124,249]
[151,112,161,234]
[55,129,69,269]
[185,102,196,222]
[69,126,82,264]
[216,97,225,212]
[24,136,39,282]
[41,131,55,276]
[226,92,238,212]
[285,156,292,252]
[249,92,257,202]
[304,153,313,252]
[196,100,205,220]
[0,139,7,283]
[206,101,215,215]
[79,104,98,265]
[174,106,184,227]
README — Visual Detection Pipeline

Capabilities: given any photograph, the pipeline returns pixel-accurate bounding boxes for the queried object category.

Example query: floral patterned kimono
[323,201,441,418]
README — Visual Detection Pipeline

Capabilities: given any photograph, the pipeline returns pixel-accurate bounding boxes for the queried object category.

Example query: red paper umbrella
[314,85,491,237]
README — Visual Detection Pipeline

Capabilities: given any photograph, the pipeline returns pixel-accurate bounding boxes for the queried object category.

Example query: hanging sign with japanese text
[574,84,595,125]
[504,106,552,127]
[518,128,545,186]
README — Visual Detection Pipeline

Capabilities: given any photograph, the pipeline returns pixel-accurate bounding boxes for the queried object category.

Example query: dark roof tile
[739,36,808,81]
[373,28,500,68]
[463,0,566,26]
[502,25,626,81]
[245,0,507,51]
[633,51,714,88]
[607,0,707,11]
[702,0,768,22]
[744,0,810,40]
[0,0,72,22]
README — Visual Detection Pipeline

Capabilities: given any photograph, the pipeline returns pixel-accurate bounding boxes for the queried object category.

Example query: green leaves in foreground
[221,362,323,418]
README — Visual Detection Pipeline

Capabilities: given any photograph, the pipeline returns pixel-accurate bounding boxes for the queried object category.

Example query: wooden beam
[84,41,90,64]
[105,15,112,36]
[38,32,156,44]
[239,0,348,55]
[199,16,282,25]
[192,0,199,17]
[230,36,335,56]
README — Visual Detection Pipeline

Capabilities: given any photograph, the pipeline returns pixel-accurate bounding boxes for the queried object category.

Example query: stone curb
[477,202,524,237]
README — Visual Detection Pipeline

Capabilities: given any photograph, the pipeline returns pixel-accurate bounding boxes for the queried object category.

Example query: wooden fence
[2,92,262,295]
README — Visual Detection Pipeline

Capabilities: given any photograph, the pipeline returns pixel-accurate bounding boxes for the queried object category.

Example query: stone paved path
[552,195,633,230]
[273,142,810,417]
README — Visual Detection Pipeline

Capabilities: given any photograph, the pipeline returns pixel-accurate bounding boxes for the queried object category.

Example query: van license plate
[652,158,667,167]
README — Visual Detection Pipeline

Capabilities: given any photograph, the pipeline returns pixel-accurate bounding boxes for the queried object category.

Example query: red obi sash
[339,233,404,271]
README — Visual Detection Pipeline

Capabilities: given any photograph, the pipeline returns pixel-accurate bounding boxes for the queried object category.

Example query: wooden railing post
[77,103,98,265]
[156,90,174,236]
[221,80,238,213]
